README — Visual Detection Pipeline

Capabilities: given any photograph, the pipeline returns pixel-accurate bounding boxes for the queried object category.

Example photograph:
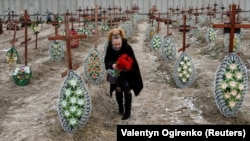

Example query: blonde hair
[107,28,126,41]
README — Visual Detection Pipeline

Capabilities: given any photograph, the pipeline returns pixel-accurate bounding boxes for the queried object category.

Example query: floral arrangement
[116,54,133,71]
[131,13,139,25]
[205,28,217,43]
[49,41,65,61]
[191,27,201,38]
[13,66,32,86]
[173,52,196,88]
[161,38,176,62]
[76,28,91,38]
[214,53,248,117]
[145,24,156,42]
[151,34,162,50]
[101,23,109,31]
[224,33,241,53]
[55,15,63,28]
[199,15,208,25]
[120,21,133,38]
[6,46,19,64]
[87,23,95,31]
[177,56,192,83]
[83,48,105,84]
[58,70,91,134]
[31,23,42,34]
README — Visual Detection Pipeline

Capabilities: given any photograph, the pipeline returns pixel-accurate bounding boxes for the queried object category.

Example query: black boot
[116,91,124,115]
[122,93,132,120]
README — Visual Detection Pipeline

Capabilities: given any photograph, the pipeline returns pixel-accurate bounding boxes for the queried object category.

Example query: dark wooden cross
[124,7,131,22]
[102,8,108,23]
[212,2,218,18]
[164,12,176,37]
[155,12,176,37]
[76,6,83,27]
[107,5,114,27]
[15,10,36,66]
[193,7,203,24]
[94,4,99,48]
[82,9,89,29]
[221,4,225,22]
[213,4,250,53]
[200,5,205,14]
[48,12,87,78]
[174,6,180,16]
[187,6,193,20]
[45,13,63,36]
[206,8,220,26]
[156,12,161,34]
[33,11,41,49]
[69,12,76,30]
[173,15,196,52]
[10,23,18,45]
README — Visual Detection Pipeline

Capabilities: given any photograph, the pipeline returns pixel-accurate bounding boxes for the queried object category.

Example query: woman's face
[112,38,122,51]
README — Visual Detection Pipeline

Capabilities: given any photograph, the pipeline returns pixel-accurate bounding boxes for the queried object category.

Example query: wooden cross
[193,7,203,24]
[174,6,180,16]
[200,5,205,14]
[69,12,76,30]
[76,6,83,27]
[46,14,63,36]
[33,11,41,49]
[48,13,87,78]
[45,9,53,23]
[187,6,193,20]
[94,4,99,48]
[221,4,225,22]
[124,7,131,22]
[164,12,176,37]
[154,12,176,37]
[82,9,89,29]
[212,2,218,18]
[10,23,18,45]
[102,8,108,23]
[213,4,250,53]
[206,8,220,26]
[15,10,36,66]
[173,15,196,52]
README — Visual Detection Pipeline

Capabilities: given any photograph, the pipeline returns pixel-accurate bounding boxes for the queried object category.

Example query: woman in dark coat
[104,28,143,120]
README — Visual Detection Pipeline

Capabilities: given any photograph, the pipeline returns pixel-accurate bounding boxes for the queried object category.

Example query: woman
[104,28,143,120]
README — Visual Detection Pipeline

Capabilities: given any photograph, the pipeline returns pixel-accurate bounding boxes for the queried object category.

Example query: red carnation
[116,54,133,71]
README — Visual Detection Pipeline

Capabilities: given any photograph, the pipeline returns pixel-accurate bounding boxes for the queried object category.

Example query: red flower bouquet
[116,54,133,71]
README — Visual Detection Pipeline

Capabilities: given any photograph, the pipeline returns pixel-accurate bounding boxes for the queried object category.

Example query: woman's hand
[112,64,118,70]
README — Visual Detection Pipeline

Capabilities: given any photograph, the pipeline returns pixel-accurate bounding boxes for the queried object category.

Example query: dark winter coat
[104,39,143,97]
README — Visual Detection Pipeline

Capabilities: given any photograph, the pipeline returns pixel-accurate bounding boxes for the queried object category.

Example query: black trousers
[115,75,132,118]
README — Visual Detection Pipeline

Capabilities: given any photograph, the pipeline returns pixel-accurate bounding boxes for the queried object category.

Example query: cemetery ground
[1,19,250,141]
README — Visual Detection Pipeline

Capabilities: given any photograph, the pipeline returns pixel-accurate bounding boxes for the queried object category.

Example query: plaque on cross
[48,14,87,78]
[212,4,250,53]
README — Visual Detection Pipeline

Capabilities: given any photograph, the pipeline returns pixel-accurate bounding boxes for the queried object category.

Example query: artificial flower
[177,55,192,83]
[13,66,32,86]
[116,54,133,71]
